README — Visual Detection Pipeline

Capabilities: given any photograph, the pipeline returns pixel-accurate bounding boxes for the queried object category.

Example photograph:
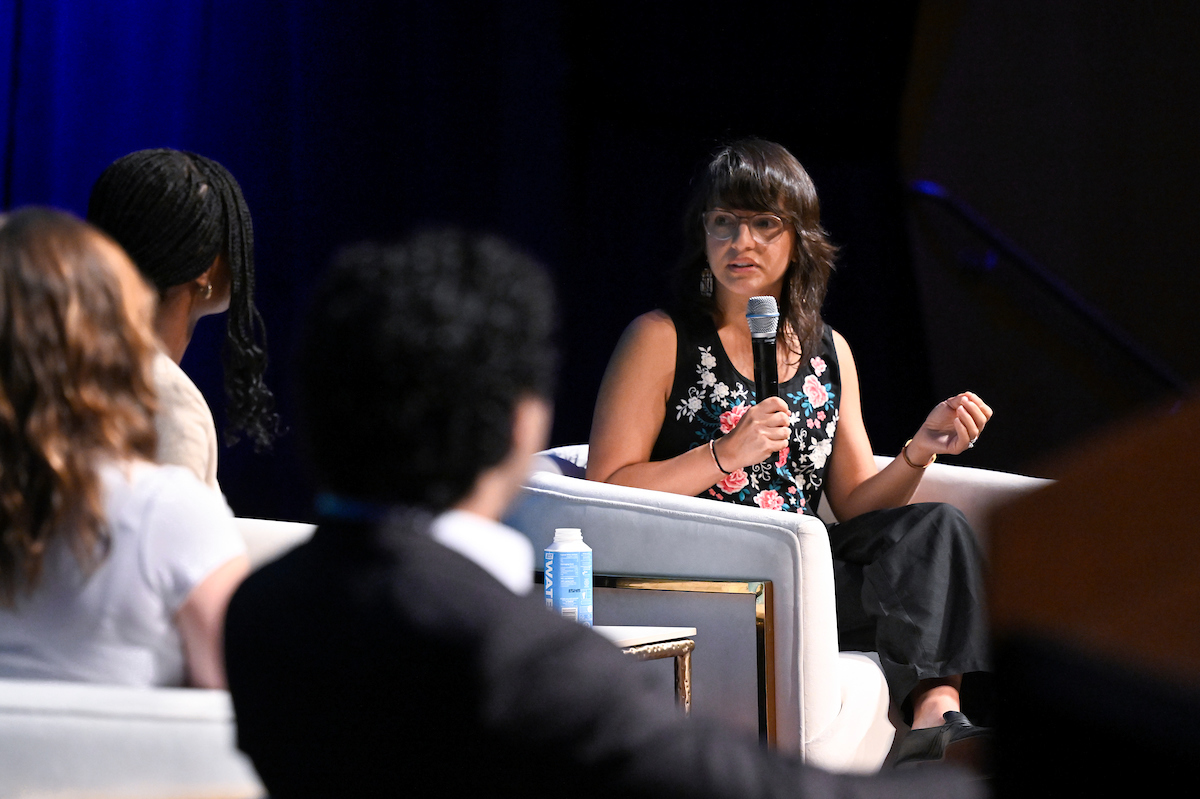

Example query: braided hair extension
[87,149,280,450]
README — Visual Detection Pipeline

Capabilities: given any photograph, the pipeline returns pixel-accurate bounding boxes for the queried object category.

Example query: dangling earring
[200,283,213,300]
[700,267,714,298]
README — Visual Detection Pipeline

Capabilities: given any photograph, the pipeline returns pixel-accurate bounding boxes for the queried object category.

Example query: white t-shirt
[0,461,245,686]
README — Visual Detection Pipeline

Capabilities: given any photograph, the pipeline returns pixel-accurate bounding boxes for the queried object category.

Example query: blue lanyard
[314,492,394,523]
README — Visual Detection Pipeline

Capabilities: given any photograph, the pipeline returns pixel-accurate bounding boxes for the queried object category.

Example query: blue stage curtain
[1,0,923,521]
[1,0,570,520]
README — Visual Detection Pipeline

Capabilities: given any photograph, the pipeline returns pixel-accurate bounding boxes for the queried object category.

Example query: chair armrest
[235,517,316,570]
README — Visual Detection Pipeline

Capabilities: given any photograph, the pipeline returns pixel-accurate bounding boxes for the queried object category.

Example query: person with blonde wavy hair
[0,208,248,688]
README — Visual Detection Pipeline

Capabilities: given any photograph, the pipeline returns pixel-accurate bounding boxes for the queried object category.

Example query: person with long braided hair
[87,149,280,491]
[0,208,249,688]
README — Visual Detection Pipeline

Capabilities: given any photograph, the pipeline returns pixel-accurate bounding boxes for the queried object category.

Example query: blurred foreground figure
[989,396,1200,796]
[0,208,247,688]
[224,228,982,798]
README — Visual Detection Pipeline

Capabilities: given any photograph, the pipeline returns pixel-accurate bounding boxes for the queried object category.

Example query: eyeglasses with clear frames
[701,210,788,243]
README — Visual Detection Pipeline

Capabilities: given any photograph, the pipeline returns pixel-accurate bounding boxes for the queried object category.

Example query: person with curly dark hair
[222,227,979,798]
[294,232,558,512]
[588,139,994,766]
[87,149,280,491]
[0,208,248,688]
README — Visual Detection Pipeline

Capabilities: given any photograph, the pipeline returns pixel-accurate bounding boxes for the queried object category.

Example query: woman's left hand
[909,391,993,459]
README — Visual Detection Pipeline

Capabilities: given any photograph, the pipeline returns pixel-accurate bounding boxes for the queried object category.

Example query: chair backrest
[528,444,588,478]
[815,455,1051,547]
[0,678,262,798]
[507,446,842,754]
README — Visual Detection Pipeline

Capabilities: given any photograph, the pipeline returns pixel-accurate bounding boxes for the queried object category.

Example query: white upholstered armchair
[0,518,317,799]
[504,445,1048,773]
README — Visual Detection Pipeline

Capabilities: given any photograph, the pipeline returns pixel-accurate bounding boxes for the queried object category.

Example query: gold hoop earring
[700,267,714,298]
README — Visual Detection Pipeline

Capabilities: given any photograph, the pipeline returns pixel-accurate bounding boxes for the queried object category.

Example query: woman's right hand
[713,396,792,471]
[589,312,792,496]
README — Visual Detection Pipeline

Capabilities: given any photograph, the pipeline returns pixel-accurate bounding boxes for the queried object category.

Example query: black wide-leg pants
[826,502,990,722]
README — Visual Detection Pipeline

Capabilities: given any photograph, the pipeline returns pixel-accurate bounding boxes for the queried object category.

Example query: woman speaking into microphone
[586,138,994,766]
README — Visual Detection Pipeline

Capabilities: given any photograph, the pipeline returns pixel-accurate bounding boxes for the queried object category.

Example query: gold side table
[594,626,697,715]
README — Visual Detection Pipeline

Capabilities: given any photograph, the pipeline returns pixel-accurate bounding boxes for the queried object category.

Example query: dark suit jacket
[225,507,976,798]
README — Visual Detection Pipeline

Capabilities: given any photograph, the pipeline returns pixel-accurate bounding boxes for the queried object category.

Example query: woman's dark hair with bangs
[678,138,838,359]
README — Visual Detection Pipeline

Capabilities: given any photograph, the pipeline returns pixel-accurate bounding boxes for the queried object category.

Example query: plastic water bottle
[544,528,593,626]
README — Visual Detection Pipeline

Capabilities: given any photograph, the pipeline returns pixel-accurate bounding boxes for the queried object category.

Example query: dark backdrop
[2,0,928,522]
[15,1,1192,524]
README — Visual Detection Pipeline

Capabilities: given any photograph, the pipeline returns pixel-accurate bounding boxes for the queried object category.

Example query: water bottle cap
[553,527,583,541]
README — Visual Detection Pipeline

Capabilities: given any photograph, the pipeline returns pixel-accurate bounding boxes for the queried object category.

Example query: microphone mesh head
[746,295,779,337]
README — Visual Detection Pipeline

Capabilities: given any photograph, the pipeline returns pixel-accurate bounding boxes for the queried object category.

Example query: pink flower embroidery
[755,489,784,511]
[810,357,826,376]
[776,446,789,468]
[802,375,828,409]
[719,403,748,434]
[719,468,748,494]
[817,410,826,422]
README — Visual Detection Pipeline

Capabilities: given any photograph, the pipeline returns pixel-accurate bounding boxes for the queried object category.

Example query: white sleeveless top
[0,461,245,686]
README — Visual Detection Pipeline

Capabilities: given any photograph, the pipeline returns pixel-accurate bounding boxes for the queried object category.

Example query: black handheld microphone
[746,296,779,400]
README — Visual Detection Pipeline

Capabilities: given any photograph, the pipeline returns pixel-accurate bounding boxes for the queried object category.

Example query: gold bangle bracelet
[901,439,937,470]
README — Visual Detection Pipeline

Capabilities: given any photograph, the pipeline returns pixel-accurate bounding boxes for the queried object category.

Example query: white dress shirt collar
[429,509,534,595]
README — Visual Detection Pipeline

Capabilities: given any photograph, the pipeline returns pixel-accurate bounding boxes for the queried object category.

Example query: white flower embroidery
[825,410,839,439]
[808,437,833,470]
[700,370,716,388]
[676,387,706,421]
[712,382,729,402]
[699,348,717,370]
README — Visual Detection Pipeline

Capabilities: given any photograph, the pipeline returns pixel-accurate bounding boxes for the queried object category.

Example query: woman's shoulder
[643,304,721,345]
[101,461,236,540]
[826,326,853,364]
[627,308,676,337]
[596,310,680,408]
[152,351,213,422]
[102,458,214,494]
[612,310,678,360]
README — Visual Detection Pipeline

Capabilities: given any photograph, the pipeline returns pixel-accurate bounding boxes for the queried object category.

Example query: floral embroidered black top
[650,308,841,517]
